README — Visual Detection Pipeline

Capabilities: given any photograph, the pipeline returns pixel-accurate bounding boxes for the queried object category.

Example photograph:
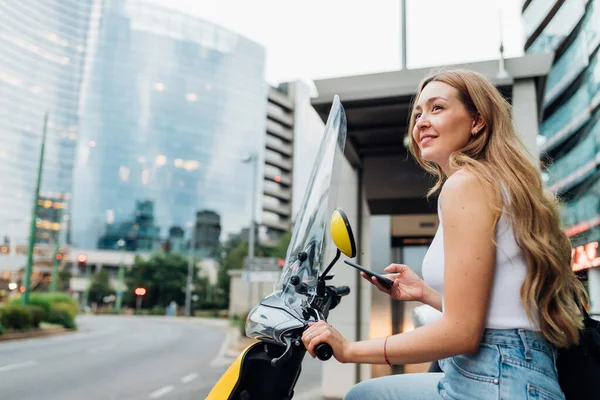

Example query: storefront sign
[572,241,600,272]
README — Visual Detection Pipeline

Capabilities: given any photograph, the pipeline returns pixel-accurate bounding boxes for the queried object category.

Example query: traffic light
[134,287,146,312]
[55,253,63,261]
[77,254,87,272]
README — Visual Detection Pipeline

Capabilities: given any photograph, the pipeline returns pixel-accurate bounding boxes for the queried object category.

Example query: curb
[0,327,75,342]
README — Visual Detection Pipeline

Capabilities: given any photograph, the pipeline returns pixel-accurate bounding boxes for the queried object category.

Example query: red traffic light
[77,254,87,263]
[134,287,146,296]
[56,253,63,261]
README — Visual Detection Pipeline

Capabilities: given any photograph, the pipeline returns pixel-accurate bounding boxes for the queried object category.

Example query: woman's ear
[471,113,486,136]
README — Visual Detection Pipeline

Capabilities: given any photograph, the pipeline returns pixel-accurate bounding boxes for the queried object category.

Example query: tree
[215,230,292,308]
[58,269,71,292]
[88,270,115,304]
[270,230,292,259]
[215,240,248,308]
[125,252,198,310]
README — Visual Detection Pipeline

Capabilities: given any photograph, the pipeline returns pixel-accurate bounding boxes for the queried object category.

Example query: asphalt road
[0,315,323,400]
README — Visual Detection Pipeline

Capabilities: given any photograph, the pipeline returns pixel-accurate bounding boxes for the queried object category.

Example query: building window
[527,0,587,54]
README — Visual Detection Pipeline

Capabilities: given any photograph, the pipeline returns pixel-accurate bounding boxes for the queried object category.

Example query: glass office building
[69,0,267,252]
[522,0,600,288]
[0,0,94,246]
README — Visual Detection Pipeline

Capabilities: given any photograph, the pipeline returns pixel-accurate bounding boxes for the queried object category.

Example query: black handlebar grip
[335,286,351,297]
[315,343,333,361]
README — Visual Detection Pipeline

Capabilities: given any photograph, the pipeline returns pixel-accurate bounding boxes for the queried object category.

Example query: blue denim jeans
[344,329,565,400]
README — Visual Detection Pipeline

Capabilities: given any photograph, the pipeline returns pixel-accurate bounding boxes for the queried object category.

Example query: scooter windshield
[274,95,347,316]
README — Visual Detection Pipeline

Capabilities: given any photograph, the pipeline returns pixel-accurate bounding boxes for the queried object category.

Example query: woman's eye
[433,104,443,111]
[414,113,421,120]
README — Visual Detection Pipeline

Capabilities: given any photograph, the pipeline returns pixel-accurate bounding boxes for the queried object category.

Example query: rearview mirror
[330,208,356,258]
[318,208,357,286]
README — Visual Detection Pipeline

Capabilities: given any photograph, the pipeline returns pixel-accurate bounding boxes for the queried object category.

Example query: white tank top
[421,190,539,331]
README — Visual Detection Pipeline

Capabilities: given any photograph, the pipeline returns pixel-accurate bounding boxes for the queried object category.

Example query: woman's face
[411,81,477,170]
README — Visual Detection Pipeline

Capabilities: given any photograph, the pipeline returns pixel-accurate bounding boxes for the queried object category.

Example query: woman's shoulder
[440,169,493,214]
[441,169,483,197]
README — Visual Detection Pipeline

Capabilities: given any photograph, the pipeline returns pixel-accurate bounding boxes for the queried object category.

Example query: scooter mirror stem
[319,249,340,283]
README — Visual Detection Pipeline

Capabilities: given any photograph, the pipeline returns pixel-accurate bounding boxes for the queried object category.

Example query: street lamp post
[50,205,64,293]
[22,112,49,305]
[242,153,259,307]
[185,222,196,317]
[242,153,258,260]
[115,239,126,313]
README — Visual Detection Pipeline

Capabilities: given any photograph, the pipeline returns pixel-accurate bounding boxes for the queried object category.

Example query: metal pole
[248,155,258,307]
[82,262,91,309]
[50,206,64,293]
[136,295,142,312]
[185,222,195,317]
[49,241,61,293]
[22,112,48,305]
[248,154,257,260]
[400,0,407,70]
[115,240,126,313]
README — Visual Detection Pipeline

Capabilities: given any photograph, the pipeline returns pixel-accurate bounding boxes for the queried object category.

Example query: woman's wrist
[343,338,387,364]
[343,341,357,363]
[421,284,443,311]
[420,284,433,304]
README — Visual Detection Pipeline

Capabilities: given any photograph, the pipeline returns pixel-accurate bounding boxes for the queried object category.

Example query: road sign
[242,257,283,282]
[241,271,281,283]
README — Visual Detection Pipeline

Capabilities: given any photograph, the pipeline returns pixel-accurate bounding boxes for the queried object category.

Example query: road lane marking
[0,361,38,372]
[181,373,198,383]
[209,329,234,367]
[149,385,174,399]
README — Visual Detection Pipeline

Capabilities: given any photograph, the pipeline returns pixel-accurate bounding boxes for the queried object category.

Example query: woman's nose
[416,115,430,129]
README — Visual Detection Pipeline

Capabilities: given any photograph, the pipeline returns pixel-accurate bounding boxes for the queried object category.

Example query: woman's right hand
[361,263,426,302]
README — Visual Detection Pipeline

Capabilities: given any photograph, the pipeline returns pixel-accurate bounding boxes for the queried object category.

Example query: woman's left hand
[301,321,353,363]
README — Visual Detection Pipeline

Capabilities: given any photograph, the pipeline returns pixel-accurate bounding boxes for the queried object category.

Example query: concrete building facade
[261,81,324,245]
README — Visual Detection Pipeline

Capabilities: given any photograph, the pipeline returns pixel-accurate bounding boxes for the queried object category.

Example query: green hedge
[28,305,45,328]
[1,293,79,332]
[0,304,33,330]
[11,293,78,320]
[47,303,76,329]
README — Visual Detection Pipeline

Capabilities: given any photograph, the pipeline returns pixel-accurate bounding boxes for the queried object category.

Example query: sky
[146,0,525,86]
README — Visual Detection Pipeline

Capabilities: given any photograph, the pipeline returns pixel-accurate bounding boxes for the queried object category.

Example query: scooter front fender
[206,342,261,400]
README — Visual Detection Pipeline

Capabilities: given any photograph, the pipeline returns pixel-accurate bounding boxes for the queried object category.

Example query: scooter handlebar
[315,343,333,361]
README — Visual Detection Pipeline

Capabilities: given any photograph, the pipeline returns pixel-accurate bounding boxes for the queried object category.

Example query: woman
[301,69,587,399]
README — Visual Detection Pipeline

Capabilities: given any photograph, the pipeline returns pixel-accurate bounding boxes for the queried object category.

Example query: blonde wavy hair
[408,69,587,348]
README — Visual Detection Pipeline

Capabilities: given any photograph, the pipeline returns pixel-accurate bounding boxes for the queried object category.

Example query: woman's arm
[303,171,497,364]
[421,285,443,312]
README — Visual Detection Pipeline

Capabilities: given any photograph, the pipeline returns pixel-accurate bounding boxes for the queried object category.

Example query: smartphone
[343,260,394,289]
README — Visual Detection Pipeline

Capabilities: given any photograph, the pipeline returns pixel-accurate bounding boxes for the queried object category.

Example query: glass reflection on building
[523,0,600,248]
[0,0,94,247]
[70,0,267,254]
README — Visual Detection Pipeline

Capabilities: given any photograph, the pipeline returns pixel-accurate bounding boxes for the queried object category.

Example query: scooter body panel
[206,341,305,400]
[206,342,261,400]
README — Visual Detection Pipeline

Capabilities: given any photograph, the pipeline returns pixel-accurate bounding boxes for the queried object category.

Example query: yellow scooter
[207,96,354,400]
